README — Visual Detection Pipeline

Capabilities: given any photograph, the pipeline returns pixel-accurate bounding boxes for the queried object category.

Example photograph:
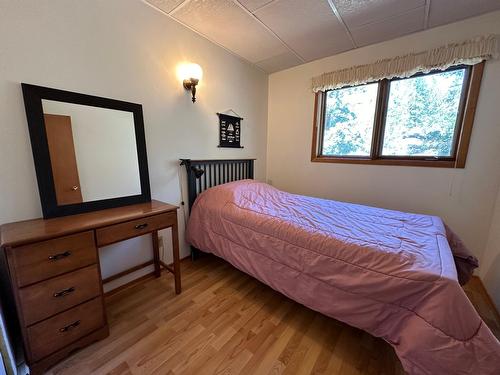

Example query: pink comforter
[186,180,500,374]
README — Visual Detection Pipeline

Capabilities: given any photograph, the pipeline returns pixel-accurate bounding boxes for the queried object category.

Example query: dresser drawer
[8,231,97,287]
[27,297,105,362]
[96,212,175,246]
[18,265,101,326]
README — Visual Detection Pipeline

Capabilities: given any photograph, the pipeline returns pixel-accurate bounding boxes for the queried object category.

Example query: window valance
[311,35,498,93]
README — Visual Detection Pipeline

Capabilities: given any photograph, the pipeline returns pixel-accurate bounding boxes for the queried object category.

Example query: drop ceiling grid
[334,0,426,28]
[233,0,306,65]
[238,0,278,13]
[349,6,427,47]
[144,0,500,73]
[142,0,267,71]
[169,0,297,64]
[428,0,500,27]
[253,0,355,62]
[145,0,186,14]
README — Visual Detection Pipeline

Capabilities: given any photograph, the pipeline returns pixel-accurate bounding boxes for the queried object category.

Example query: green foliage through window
[323,83,377,156]
[318,66,469,161]
[382,69,466,157]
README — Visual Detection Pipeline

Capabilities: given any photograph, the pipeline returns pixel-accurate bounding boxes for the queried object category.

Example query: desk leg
[152,230,161,278]
[172,217,181,294]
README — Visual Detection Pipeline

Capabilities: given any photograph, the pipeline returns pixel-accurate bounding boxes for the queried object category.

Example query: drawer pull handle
[59,320,80,333]
[134,223,148,230]
[53,287,75,298]
[48,251,72,261]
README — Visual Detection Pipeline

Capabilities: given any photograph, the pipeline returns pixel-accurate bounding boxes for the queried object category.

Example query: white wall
[42,100,142,202]
[267,11,500,298]
[0,0,268,290]
[481,187,500,310]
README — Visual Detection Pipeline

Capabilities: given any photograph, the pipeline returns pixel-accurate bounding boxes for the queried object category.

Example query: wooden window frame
[311,62,484,168]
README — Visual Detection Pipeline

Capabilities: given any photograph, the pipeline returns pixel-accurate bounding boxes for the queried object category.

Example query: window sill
[311,156,459,168]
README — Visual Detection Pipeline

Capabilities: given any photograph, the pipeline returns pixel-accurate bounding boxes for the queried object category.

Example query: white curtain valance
[311,35,498,92]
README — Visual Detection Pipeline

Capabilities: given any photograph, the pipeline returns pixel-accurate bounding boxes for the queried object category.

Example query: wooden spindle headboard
[179,159,255,212]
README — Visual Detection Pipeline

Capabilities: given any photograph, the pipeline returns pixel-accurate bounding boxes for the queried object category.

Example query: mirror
[22,84,151,218]
[41,100,142,204]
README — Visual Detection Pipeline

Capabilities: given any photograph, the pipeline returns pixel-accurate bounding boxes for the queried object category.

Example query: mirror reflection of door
[44,114,83,205]
[41,99,142,204]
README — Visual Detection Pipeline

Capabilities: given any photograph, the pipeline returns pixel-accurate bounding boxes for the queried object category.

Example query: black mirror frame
[22,83,152,218]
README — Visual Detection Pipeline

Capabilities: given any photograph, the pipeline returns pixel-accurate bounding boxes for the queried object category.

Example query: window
[312,63,484,168]
[321,83,378,157]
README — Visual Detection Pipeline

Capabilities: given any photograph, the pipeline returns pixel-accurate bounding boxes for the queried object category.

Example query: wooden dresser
[0,200,180,375]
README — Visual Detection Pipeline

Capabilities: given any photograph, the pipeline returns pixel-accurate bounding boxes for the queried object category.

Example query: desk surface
[1,200,178,248]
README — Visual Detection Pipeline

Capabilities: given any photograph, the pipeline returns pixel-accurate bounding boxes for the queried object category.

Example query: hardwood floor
[47,255,499,375]
[463,276,500,339]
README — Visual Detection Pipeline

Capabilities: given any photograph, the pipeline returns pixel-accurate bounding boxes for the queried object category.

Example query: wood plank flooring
[47,255,500,375]
[463,276,500,339]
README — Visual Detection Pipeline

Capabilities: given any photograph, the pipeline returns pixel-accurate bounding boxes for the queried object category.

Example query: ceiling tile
[238,0,275,13]
[171,0,288,63]
[480,0,500,13]
[350,6,425,47]
[145,0,186,14]
[148,0,500,74]
[428,0,479,27]
[255,0,353,62]
[334,0,425,28]
[255,51,303,73]
[429,0,500,27]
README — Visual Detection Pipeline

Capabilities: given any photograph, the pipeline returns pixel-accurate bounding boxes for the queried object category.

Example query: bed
[181,158,500,375]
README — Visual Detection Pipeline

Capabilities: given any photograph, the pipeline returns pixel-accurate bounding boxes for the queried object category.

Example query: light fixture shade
[179,63,203,81]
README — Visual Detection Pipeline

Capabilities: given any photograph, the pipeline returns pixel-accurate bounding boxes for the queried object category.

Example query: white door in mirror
[42,99,142,204]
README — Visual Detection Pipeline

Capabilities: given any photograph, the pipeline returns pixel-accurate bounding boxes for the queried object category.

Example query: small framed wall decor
[217,111,243,148]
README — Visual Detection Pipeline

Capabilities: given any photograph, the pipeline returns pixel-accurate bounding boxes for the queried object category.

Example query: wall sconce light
[178,63,203,103]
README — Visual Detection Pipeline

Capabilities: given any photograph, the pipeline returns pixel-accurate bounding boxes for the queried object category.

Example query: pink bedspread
[186,180,500,375]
